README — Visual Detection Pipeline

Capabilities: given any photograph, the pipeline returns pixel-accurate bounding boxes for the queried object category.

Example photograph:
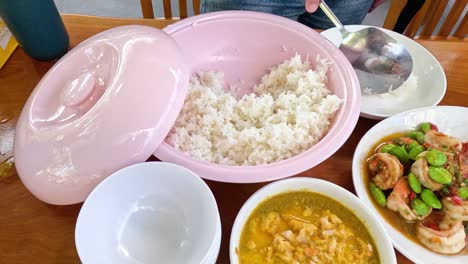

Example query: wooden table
[0,14,467,264]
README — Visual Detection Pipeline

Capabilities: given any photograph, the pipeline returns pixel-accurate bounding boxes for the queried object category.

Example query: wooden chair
[140,0,200,19]
[383,0,467,39]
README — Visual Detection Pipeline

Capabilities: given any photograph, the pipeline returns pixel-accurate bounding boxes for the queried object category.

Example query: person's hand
[305,0,320,13]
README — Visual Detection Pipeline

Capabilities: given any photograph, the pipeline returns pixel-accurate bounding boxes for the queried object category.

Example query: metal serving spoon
[319,0,413,94]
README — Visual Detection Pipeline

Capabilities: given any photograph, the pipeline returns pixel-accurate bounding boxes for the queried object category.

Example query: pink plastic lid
[14,26,189,205]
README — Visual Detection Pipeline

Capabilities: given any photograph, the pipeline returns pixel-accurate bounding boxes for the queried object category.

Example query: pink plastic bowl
[154,11,360,183]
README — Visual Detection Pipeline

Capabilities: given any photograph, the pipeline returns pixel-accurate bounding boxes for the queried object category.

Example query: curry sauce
[238,191,380,264]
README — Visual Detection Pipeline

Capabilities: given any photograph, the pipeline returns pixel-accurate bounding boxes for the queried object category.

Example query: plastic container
[0,0,69,60]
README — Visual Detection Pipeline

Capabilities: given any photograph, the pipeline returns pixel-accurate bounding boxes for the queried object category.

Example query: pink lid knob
[61,72,95,107]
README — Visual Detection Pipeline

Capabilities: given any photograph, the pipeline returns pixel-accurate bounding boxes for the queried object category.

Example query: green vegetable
[459,186,468,200]
[411,198,430,216]
[420,189,442,209]
[379,144,396,153]
[428,166,452,184]
[407,131,425,144]
[389,146,409,163]
[406,141,420,152]
[419,122,432,133]
[408,173,422,193]
[409,146,425,160]
[407,131,419,139]
[416,133,425,144]
[369,182,386,207]
[426,149,447,166]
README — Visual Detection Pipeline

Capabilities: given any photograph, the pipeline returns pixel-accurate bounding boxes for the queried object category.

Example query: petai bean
[421,189,442,209]
[406,141,420,152]
[369,182,386,207]
[426,149,447,166]
[389,146,409,164]
[379,144,396,153]
[408,173,422,193]
[419,122,432,133]
[428,166,452,185]
[411,198,430,216]
[409,146,425,160]
[459,186,468,200]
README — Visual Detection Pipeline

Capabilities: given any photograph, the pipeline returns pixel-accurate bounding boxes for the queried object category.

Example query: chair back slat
[439,0,468,36]
[179,0,188,19]
[404,0,431,37]
[140,0,155,19]
[453,13,468,38]
[419,0,449,37]
[163,0,173,19]
[385,0,467,39]
[383,0,408,30]
[156,0,200,19]
[193,0,201,15]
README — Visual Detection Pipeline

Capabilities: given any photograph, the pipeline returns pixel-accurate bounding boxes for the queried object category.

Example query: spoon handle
[319,1,348,35]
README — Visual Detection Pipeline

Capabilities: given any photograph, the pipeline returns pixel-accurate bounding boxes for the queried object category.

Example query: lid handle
[60,72,96,107]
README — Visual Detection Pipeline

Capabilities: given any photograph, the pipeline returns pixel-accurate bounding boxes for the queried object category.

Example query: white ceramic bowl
[352,106,468,263]
[321,25,446,120]
[75,162,221,264]
[229,177,396,264]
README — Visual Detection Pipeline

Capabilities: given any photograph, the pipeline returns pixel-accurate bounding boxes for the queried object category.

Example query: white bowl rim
[74,161,221,264]
[229,177,396,264]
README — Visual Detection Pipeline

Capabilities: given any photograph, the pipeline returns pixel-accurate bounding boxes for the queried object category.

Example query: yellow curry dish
[238,191,380,264]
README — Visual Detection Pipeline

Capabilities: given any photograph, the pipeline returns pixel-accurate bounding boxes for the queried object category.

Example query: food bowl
[321,25,446,120]
[75,162,221,264]
[154,11,361,183]
[352,106,468,263]
[230,177,396,263]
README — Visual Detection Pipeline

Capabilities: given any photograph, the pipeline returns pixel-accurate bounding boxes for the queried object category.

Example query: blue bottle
[0,0,69,61]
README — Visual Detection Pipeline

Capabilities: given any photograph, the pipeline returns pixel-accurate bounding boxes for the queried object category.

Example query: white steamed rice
[165,54,342,166]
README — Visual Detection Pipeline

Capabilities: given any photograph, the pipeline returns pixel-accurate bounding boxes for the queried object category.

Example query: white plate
[352,106,468,264]
[321,25,446,120]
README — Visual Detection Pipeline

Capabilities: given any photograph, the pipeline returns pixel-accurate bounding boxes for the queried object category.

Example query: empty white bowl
[229,177,396,264]
[75,162,221,264]
[321,25,446,120]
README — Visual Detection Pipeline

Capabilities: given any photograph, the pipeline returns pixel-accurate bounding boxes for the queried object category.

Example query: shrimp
[443,150,459,177]
[387,177,431,222]
[393,137,416,146]
[458,142,468,178]
[440,197,465,230]
[424,130,462,151]
[367,153,404,190]
[272,234,294,253]
[416,213,466,254]
[463,200,468,221]
[411,157,444,191]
